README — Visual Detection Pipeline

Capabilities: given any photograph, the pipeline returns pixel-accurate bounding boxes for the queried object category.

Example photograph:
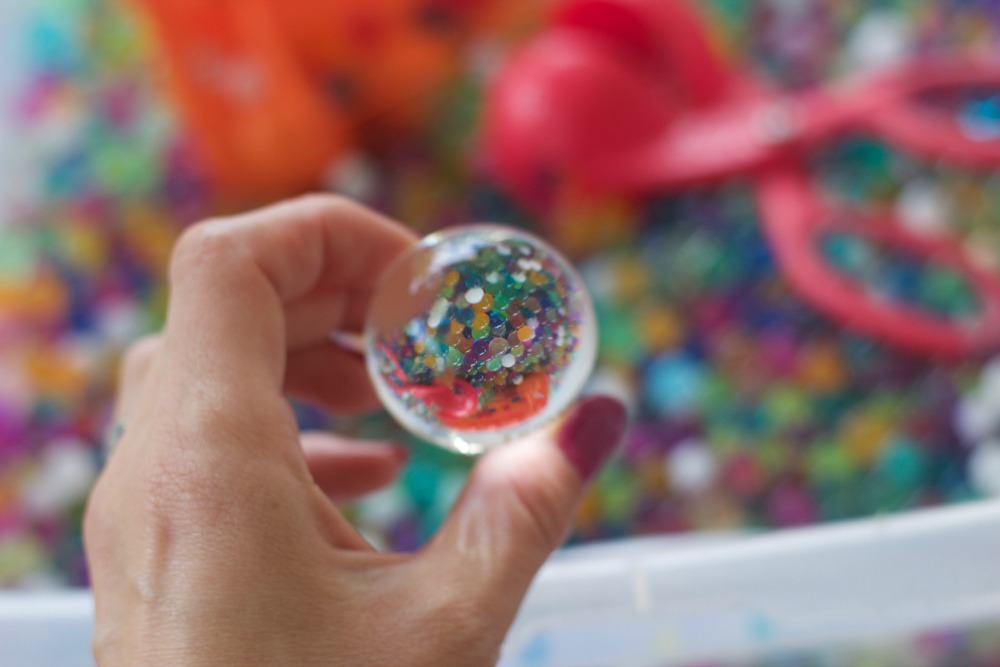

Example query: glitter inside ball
[365,225,597,454]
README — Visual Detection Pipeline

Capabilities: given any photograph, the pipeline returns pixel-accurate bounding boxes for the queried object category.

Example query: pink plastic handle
[756,164,1000,359]
[863,57,1000,168]
[551,0,735,109]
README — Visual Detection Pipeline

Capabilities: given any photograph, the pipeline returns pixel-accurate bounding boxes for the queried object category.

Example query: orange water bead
[24,345,88,399]
[575,489,602,530]
[637,302,682,352]
[517,325,533,342]
[636,462,668,494]
[60,221,109,272]
[472,292,494,312]
[611,259,649,302]
[472,312,490,329]
[0,274,67,323]
[797,341,848,394]
[528,271,549,286]
[839,409,896,466]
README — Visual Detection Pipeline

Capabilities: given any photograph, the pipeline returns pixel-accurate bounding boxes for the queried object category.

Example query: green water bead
[596,468,639,523]
[762,385,813,428]
[876,438,928,490]
[808,441,857,483]
[445,348,464,369]
[920,266,981,317]
[403,459,441,512]
[597,305,641,364]
[0,230,41,279]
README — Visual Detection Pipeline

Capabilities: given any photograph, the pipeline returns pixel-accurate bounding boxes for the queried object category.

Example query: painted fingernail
[557,396,627,482]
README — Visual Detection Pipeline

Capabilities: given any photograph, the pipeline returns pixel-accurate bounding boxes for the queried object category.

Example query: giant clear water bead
[365,225,597,454]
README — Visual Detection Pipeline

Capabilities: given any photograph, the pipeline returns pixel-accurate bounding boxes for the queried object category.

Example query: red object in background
[130,0,495,202]
[483,0,1000,359]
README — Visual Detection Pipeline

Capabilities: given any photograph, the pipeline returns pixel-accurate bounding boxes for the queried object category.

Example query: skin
[84,195,624,667]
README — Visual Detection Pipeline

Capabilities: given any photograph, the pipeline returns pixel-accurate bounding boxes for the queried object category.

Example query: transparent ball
[365,225,597,454]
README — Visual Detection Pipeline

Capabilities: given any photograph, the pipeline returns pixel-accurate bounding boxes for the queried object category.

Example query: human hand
[84,196,626,667]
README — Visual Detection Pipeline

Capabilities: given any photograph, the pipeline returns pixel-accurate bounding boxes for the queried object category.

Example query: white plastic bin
[2,500,999,667]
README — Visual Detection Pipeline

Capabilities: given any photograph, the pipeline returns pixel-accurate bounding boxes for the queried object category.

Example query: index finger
[163,195,417,395]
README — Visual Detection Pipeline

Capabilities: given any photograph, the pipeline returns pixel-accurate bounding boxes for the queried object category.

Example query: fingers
[116,335,380,418]
[284,342,380,414]
[284,292,371,352]
[422,396,626,624]
[301,432,407,502]
[164,195,417,400]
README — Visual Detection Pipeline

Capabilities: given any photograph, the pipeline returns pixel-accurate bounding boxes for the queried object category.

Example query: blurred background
[1,0,1000,663]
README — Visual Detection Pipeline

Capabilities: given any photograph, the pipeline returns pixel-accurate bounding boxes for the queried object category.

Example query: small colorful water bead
[365,225,597,453]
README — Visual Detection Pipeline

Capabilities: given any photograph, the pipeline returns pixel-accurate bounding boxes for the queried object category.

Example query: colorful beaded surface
[366,226,595,452]
[1,2,1000,631]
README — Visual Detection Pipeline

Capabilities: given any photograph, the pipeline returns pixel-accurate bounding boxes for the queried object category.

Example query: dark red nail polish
[557,396,627,482]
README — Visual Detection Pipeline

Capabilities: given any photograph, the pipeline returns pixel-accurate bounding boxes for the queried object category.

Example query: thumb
[422,396,626,624]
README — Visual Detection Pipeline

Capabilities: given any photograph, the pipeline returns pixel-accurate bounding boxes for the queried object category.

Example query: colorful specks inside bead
[365,225,597,453]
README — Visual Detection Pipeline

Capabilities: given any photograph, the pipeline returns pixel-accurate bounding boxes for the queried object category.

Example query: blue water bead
[488,311,507,334]
[644,352,709,417]
[27,16,83,75]
[878,254,923,306]
[821,233,874,276]
[959,95,1000,141]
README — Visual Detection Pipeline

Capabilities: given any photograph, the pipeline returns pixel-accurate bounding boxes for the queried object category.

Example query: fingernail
[557,396,627,482]
[329,331,366,359]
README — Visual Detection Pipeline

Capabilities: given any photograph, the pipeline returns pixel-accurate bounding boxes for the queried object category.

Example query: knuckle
[289,193,354,219]
[169,218,244,279]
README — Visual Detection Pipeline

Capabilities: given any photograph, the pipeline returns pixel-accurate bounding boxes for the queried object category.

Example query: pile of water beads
[3,0,1000,612]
